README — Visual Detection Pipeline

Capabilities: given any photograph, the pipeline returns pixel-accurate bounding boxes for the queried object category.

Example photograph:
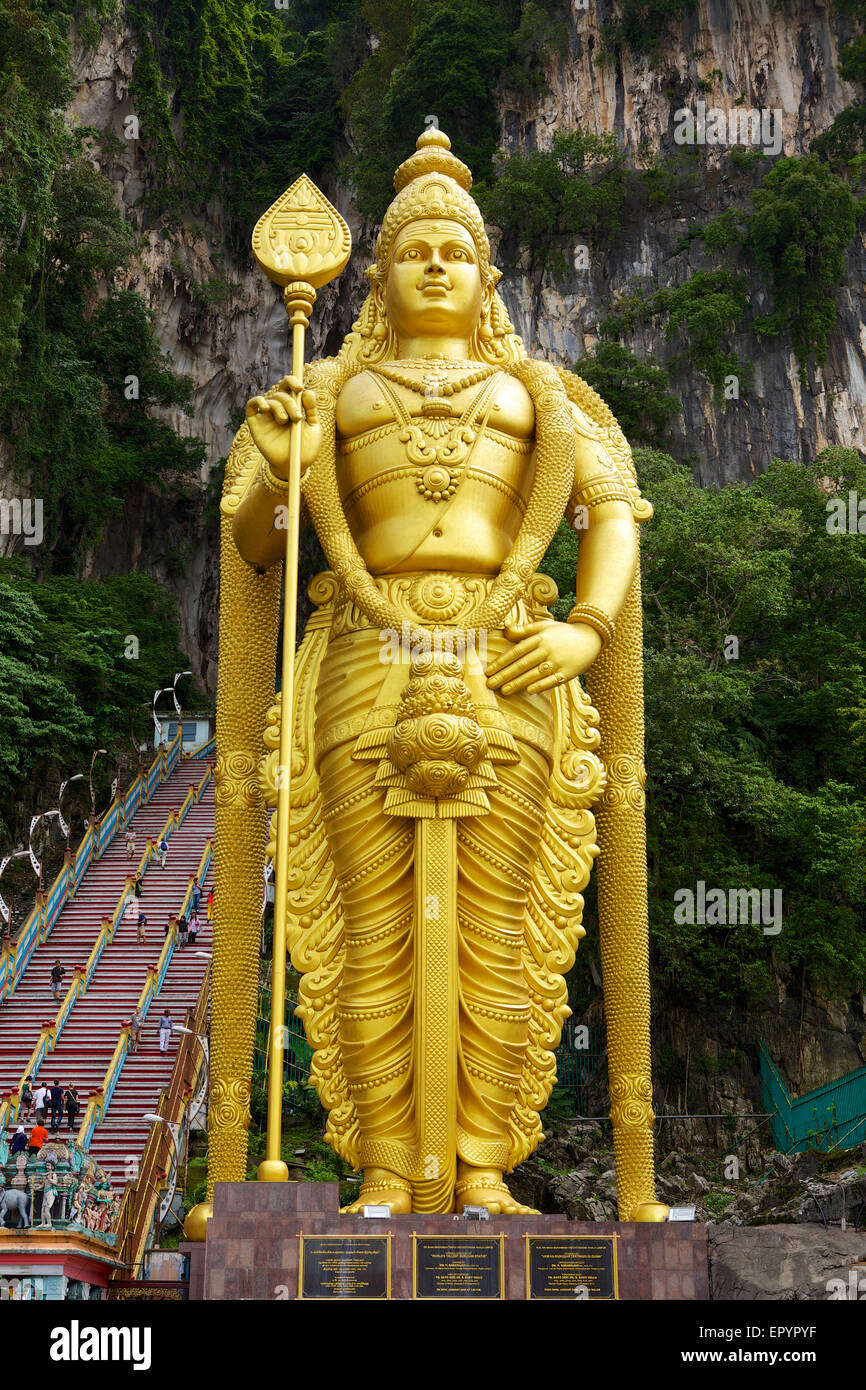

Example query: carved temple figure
[69,1182,86,1225]
[210,129,663,1218]
[39,1169,58,1228]
[0,1184,30,1228]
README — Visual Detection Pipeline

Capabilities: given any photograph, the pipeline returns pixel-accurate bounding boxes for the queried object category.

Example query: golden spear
[250,177,351,1180]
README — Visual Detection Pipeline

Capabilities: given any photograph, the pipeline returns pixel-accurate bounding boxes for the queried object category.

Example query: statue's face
[385,218,483,342]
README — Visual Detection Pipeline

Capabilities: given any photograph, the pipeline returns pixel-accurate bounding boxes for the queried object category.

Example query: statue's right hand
[245,375,321,479]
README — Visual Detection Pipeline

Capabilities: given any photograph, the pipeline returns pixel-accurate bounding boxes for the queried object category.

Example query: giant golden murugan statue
[206,129,663,1220]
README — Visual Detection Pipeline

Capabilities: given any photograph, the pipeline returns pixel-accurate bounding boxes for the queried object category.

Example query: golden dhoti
[313,596,555,1182]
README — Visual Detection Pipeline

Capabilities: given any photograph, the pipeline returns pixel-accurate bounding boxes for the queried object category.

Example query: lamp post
[58,774,85,851]
[0,851,30,935]
[142,1113,181,1248]
[152,671,193,750]
[27,811,61,895]
[88,749,108,821]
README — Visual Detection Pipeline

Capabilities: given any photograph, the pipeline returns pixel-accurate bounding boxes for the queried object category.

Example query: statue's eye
[451,248,470,261]
[401,248,421,260]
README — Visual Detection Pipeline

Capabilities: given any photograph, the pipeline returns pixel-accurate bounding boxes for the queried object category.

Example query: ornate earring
[478,296,494,341]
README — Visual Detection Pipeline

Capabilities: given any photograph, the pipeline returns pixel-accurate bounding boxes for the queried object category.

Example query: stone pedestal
[201,1182,709,1300]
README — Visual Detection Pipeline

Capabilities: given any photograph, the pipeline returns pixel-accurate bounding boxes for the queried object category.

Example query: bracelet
[260,460,288,496]
[566,602,616,648]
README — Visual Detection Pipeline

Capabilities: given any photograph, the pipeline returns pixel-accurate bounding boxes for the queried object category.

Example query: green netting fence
[760,1042,866,1153]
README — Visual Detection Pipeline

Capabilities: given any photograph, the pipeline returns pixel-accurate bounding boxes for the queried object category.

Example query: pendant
[421,397,453,420]
[416,463,459,502]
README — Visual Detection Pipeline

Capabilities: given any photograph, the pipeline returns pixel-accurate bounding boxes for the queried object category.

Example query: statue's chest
[337,412,534,510]
[336,373,535,518]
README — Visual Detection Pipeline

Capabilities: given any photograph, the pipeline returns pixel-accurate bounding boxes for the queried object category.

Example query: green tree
[0,562,194,837]
[743,156,862,368]
[600,0,697,57]
[539,448,866,1003]
[477,129,627,274]
[576,341,680,445]
[344,0,513,217]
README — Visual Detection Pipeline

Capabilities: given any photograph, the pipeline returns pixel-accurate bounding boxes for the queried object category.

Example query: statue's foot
[340,1166,412,1215]
[455,1164,538,1215]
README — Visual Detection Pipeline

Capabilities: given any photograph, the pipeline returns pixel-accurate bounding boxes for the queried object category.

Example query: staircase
[0,759,213,1186]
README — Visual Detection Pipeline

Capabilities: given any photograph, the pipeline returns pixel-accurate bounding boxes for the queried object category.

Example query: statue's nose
[425,252,445,273]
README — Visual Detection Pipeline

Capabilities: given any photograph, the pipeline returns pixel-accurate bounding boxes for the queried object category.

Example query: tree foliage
[0,0,205,562]
[125,0,358,235]
[540,448,866,1003]
[743,156,863,368]
[576,341,680,445]
[0,561,193,838]
[600,0,697,57]
[477,129,627,275]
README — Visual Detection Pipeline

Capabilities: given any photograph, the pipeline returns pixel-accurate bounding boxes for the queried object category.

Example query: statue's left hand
[486,620,602,695]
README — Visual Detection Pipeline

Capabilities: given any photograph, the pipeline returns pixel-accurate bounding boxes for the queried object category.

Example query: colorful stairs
[0,758,213,1186]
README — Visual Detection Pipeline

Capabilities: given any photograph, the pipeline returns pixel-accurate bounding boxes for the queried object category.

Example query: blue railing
[123,778,142,823]
[165,732,182,776]
[43,872,67,934]
[146,757,161,802]
[73,829,94,889]
[3,728,185,1002]
[8,907,40,996]
[186,735,215,759]
[760,1043,866,1153]
[96,799,119,860]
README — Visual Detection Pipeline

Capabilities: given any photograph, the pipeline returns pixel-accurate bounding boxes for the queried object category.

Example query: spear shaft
[260,283,315,1179]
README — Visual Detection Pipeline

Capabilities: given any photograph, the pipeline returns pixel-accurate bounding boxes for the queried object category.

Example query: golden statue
[202,129,664,1222]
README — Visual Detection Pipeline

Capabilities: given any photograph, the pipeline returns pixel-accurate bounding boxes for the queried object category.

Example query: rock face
[60,20,370,689]
[6,1,854,687]
[709,1224,866,1299]
[507,1119,866,1242]
[498,0,866,488]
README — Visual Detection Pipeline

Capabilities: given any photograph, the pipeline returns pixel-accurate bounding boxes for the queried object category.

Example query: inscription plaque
[299,1235,390,1300]
[413,1235,504,1300]
[525,1235,618,1300]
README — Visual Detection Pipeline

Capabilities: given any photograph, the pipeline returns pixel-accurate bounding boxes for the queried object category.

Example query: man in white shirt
[32,1084,48,1122]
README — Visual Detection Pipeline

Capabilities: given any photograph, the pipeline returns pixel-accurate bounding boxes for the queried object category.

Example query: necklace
[371,363,496,418]
[370,373,502,502]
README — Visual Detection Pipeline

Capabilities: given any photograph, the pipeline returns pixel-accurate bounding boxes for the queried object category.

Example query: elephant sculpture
[0,1187,31,1228]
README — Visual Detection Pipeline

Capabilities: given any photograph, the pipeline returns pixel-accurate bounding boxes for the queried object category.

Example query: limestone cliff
[56,1,865,693]
[498,0,865,487]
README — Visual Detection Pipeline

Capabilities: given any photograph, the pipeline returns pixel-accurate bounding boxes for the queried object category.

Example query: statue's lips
[419,283,450,297]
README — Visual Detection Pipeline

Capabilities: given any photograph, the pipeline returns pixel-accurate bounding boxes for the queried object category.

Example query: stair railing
[759,1041,866,1153]
[2,727,184,1001]
[184,734,215,760]
[111,964,210,1280]
[73,834,212,1150]
[1,874,137,1124]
